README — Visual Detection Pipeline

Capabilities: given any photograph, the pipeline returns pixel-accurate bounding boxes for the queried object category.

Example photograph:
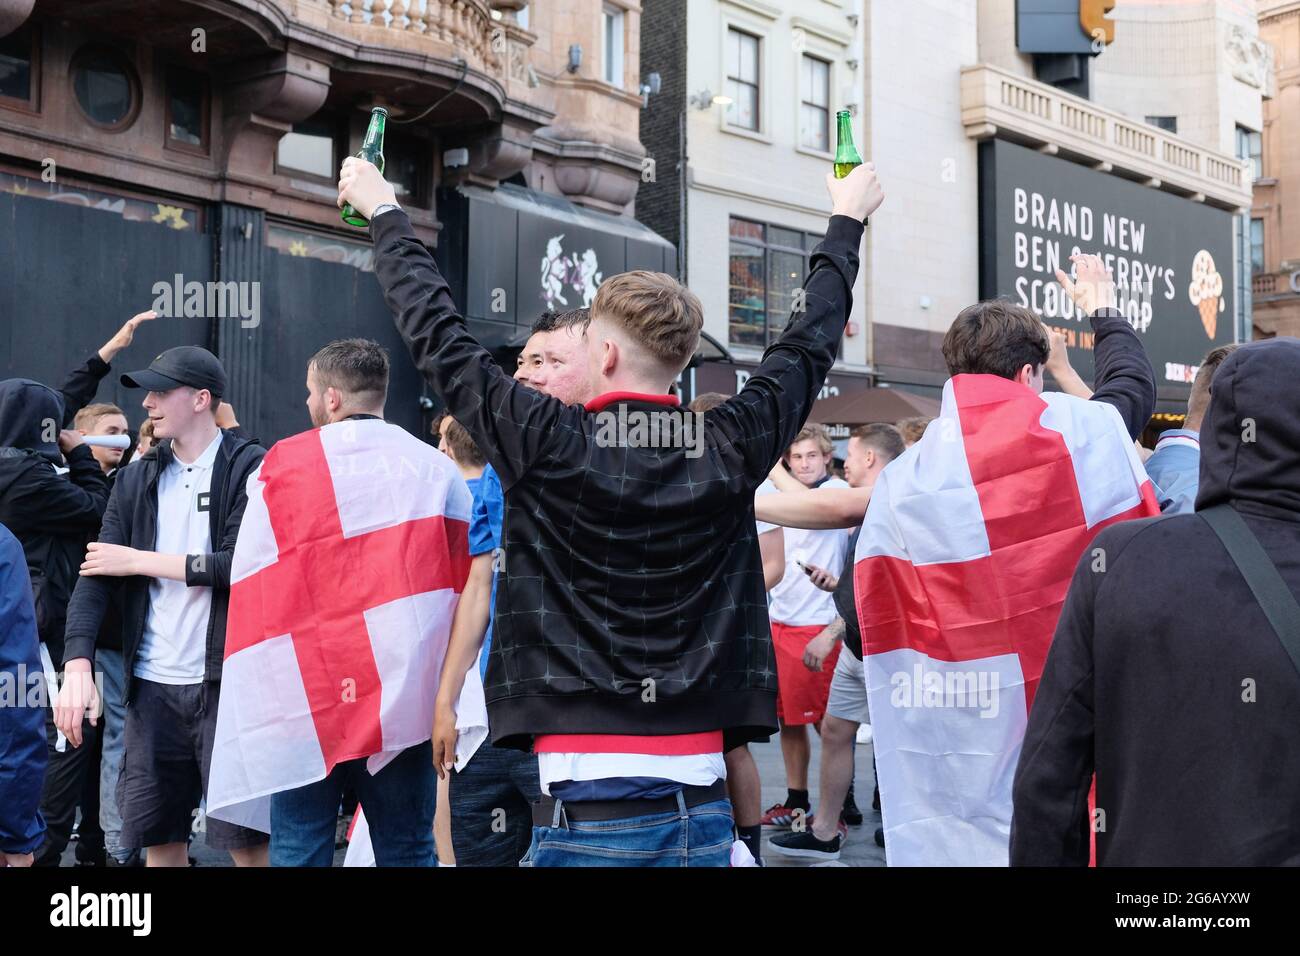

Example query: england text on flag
[206,419,473,831]
[853,374,1159,866]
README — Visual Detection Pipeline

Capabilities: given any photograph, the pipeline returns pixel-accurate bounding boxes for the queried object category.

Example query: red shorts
[771,621,841,726]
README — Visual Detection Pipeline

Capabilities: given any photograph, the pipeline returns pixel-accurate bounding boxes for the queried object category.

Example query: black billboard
[1017,0,1110,55]
[978,138,1237,401]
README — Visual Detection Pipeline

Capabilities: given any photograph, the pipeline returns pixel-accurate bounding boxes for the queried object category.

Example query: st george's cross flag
[207,418,475,831]
[853,374,1160,866]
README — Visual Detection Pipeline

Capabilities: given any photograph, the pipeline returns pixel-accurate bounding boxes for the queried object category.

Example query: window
[166,68,209,153]
[277,115,341,180]
[1145,115,1177,133]
[71,47,138,131]
[384,130,429,209]
[602,4,624,87]
[725,28,760,131]
[800,55,831,152]
[729,217,825,348]
[0,24,38,110]
[1250,218,1265,273]
[1236,124,1262,180]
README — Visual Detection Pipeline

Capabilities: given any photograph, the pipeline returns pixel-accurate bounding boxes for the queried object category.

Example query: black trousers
[33,709,100,867]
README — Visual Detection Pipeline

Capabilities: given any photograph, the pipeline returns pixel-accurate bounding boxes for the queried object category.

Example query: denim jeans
[521,795,734,867]
[270,741,437,867]
[448,743,541,867]
[96,649,134,864]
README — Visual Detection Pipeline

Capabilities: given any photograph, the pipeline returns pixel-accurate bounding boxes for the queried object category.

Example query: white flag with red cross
[206,419,474,832]
[853,374,1160,866]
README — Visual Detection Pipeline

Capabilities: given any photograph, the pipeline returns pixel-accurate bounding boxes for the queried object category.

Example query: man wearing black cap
[55,346,269,867]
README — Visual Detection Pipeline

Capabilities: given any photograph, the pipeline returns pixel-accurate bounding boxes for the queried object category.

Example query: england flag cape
[207,418,483,831]
[853,374,1159,866]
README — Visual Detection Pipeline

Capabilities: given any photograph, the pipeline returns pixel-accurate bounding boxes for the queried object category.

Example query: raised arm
[1055,254,1155,439]
[714,166,883,481]
[58,310,158,426]
[338,158,565,490]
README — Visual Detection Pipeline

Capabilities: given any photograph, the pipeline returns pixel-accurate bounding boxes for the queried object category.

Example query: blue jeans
[270,741,436,867]
[97,649,134,864]
[448,743,541,867]
[521,795,734,867]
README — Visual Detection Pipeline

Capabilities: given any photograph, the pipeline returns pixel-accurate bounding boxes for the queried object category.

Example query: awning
[808,387,941,432]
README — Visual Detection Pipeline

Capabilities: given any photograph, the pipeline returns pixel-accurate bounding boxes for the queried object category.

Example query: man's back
[1084,512,1300,865]
[1013,337,1300,865]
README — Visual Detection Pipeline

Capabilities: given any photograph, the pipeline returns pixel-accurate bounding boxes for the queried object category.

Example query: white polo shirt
[767,477,851,626]
[134,431,221,685]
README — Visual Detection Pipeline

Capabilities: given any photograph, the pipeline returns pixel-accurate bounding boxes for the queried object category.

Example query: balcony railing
[1253,270,1300,298]
[279,0,532,87]
[960,63,1252,212]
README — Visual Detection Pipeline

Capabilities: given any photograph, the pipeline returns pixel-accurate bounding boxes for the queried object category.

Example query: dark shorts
[118,678,266,852]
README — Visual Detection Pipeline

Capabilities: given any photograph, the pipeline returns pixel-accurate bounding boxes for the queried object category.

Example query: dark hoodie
[1010,337,1300,866]
[0,379,110,665]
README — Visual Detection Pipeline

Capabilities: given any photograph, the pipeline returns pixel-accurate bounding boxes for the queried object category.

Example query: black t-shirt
[834,527,862,659]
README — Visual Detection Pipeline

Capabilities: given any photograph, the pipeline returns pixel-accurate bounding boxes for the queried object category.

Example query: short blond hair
[787,423,834,457]
[591,271,703,373]
[74,402,125,432]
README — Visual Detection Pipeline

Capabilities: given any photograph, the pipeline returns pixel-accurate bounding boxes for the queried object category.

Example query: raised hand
[826,162,884,222]
[337,157,397,223]
[1055,253,1117,316]
[99,310,158,364]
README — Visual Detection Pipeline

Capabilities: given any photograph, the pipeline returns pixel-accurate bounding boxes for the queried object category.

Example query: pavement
[61,731,886,868]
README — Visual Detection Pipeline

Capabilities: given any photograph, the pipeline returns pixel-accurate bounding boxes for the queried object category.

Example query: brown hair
[787,422,834,457]
[432,413,486,468]
[74,402,125,432]
[894,416,932,446]
[1187,343,1239,425]
[310,338,390,401]
[942,301,1050,379]
[688,392,729,413]
[850,423,905,463]
[591,271,703,373]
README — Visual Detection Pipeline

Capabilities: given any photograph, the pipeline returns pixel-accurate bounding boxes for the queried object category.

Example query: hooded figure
[1010,337,1300,866]
[0,378,110,665]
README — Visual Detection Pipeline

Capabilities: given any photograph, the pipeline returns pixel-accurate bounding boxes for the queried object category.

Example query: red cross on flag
[207,419,473,832]
[853,375,1160,866]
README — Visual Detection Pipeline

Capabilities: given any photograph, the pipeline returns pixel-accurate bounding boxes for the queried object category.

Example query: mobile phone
[796,560,813,576]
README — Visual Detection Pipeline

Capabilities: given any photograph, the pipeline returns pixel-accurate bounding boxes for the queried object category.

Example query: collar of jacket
[583,391,681,413]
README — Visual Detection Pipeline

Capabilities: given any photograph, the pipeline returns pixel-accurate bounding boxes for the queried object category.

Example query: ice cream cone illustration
[1188,250,1225,339]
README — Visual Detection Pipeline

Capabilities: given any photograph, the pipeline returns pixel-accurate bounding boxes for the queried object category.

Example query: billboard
[978,138,1236,400]
[1017,0,1116,55]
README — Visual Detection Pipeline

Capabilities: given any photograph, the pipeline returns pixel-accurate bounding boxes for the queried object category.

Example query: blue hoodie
[0,522,47,855]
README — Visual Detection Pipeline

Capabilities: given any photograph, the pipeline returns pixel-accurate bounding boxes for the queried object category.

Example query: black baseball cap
[121,346,227,399]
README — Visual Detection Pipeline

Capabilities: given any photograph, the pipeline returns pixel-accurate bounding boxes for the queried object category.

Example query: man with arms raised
[340,157,882,866]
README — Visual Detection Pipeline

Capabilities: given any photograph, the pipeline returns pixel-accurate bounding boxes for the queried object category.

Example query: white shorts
[825,647,869,724]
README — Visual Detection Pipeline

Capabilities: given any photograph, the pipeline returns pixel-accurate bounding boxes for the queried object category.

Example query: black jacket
[62,430,265,703]
[372,208,864,749]
[0,379,111,664]
[1010,337,1300,866]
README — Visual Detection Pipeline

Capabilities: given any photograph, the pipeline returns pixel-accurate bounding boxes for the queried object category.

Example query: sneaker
[770,828,842,861]
[841,787,863,826]
[856,723,873,745]
[806,814,850,839]
[760,803,808,828]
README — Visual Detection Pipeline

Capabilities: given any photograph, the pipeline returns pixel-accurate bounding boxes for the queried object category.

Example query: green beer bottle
[833,109,863,179]
[341,107,388,227]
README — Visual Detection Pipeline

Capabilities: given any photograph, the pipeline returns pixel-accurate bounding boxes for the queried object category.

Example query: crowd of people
[1,158,1296,869]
